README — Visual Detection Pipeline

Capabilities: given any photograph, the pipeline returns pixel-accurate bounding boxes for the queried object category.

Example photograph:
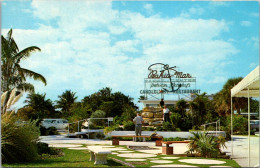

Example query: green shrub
[123,121,135,131]
[162,121,175,131]
[105,137,133,141]
[206,125,216,131]
[156,126,163,131]
[104,124,120,135]
[176,128,182,131]
[96,133,105,139]
[186,132,226,158]
[180,118,192,131]
[163,137,185,141]
[225,115,248,135]
[1,112,40,163]
[105,136,112,140]
[89,110,106,128]
[170,112,182,128]
[40,126,59,135]
[37,142,50,155]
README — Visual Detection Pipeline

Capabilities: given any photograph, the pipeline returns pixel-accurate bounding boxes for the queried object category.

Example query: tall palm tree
[55,90,77,116]
[1,29,47,92]
[176,99,188,118]
[24,93,56,120]
[189,93,208,127]
[213,77,248,116]
[1,29,47,113]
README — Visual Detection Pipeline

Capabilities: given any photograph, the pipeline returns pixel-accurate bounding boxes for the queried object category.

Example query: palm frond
[19,68,47,85]
[10,92,23,109]
[16,83,35,93]
[15,46,41,63]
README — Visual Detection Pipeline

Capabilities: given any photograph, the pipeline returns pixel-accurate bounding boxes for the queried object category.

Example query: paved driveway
[222,135,259,167]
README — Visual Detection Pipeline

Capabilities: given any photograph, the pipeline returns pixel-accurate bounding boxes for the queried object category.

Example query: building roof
[231,66,259,98]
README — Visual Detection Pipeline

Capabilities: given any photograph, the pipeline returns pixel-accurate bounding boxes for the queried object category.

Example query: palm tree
[55,90,77,117]
[213,77,248,116]
[24,93,56,120]
[189,93,209,127]
[1,29,47,92]
[1,29,47,113]
[176,99,188,118]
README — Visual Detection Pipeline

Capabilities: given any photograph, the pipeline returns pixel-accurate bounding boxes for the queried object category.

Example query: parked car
[41,119,69,129]
[250,120,259,131]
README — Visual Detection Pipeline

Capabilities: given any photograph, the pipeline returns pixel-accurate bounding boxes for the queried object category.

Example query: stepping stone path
[151,164,198,167]
[49,144,83,148]
[102,148,127,151]
[112,152,119,155]
[117,153,156,158]
[68,147,89,150]
[179,159,226,165]
[118,150,134,153]
[161,157,180,159]
[125,159,146,161]
[95,146,115,148]
[150,160,173,163]
[137,150,161,154]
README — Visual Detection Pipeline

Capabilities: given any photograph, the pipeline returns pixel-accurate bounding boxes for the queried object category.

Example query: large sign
[140,63,200,94]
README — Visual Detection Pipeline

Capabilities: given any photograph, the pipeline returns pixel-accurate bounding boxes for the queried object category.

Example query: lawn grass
[3,148,124,167]
[3,145,240,167]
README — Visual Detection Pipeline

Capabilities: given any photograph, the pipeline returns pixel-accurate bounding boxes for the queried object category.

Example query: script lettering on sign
[148,63,192,79]
[141,63,200,95]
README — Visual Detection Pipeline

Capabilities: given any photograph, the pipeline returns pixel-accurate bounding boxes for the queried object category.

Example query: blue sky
[2,0,259,109]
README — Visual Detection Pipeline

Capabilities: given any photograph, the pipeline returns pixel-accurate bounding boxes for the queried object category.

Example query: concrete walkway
[40,135,257,167]
[222,135,259,167]
[39,135,189,153]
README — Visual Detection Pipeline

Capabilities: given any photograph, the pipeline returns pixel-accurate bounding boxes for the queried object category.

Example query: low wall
[109,131,226,138]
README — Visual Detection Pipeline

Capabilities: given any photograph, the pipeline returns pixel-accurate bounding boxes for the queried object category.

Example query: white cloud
[4,1,239,104]
[240,21,252,27]
[144,3,153,14]
[180,7,205,17]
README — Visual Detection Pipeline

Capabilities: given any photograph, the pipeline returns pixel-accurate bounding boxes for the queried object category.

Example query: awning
[231,66,259,98]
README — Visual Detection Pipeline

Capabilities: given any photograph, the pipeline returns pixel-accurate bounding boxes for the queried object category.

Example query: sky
[1,0,259,109]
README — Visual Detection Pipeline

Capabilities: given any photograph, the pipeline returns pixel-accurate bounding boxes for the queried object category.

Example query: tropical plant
[104,124,120,135]
[176,99,188,118]
[189,93,209,127]
[89,110,106,127]
[213,77,248,116]
[23,93,57,122]
[186,132,226,158]
[170,112,182,128]
[1,29,46,92]
[1,88,23,113]
[1,112,40,163]
[162,121,175,131]
[123,120,135,131]
[225,115,248,135]
[55,90,77,117]
[82,87,138,117]
[68,102,90,121]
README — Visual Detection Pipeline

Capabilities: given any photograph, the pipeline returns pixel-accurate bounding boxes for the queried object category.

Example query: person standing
[163,105,170,122]
[160,98,165,108]
[133,112,144,142]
